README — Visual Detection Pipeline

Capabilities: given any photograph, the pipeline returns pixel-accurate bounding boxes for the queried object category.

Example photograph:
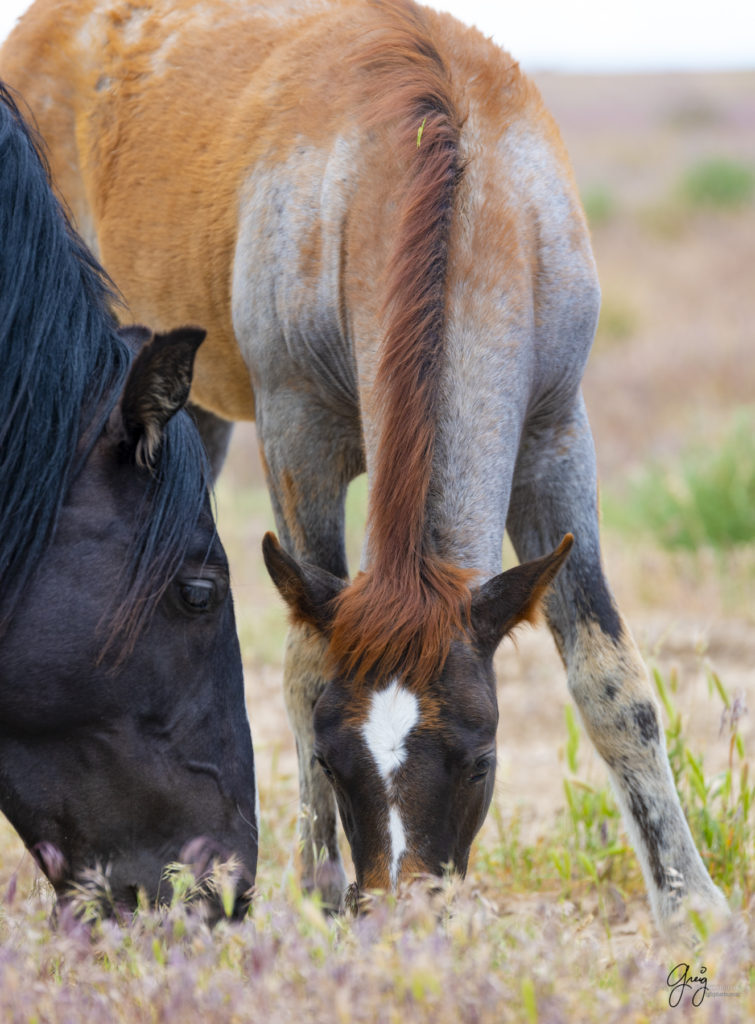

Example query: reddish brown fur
[328,0,474,689]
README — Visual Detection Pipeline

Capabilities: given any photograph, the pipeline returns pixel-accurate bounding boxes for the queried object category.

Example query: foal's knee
[565,619,663,762]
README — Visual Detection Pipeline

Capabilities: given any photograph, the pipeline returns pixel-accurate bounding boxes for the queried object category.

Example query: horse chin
[30,841,132,924]
[31,834,252,924]
[347,867,457,918]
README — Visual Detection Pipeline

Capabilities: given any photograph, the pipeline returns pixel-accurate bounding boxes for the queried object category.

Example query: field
[2,70,754,1021]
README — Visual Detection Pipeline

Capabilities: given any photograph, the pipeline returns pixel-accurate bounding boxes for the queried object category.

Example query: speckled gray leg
[507,396,728,929]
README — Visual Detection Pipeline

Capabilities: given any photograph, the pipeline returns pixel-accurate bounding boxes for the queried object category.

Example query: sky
[0,0,753,72]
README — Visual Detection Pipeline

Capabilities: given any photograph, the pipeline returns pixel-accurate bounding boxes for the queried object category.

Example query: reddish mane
[328,0,473,688]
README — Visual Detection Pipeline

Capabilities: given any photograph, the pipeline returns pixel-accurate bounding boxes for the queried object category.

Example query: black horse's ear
[120,326,206,468]
[470,534,574,656]
[262,532,346,633]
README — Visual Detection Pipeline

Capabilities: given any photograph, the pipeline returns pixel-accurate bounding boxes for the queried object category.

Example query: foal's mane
[0,83,208,650]
[328,0,473,688]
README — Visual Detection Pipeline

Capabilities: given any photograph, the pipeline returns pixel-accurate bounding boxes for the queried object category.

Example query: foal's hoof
[656,882,731,944]
[343,882,361,916]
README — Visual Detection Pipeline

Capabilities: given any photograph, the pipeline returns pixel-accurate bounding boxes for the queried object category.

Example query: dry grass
[1,880,753,1022]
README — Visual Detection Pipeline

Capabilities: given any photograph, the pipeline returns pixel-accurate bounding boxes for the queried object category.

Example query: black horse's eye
[178,579,216,613]
[469,755,493,783]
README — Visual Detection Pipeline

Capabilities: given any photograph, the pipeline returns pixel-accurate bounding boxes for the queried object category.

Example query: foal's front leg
[282,621,346,907]
[507,396,728,929]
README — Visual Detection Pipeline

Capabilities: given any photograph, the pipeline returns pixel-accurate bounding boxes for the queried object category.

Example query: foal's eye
[315,755,334,781]
[178,579,216,613]
[469,755,493,783]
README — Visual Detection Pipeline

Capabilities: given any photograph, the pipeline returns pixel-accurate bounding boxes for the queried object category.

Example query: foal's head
[263,532,572,897]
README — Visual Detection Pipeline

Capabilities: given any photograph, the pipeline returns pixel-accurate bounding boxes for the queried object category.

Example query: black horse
[0,84,257,916]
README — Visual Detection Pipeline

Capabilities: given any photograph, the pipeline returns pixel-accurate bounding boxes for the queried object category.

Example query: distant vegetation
[594,292,638,348]
[680,158,755,209]
[604,408,755,552]
[582,185,616,227]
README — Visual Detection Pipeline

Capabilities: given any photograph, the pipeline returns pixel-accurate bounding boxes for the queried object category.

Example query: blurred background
[1,0,753,899]
[2,1,754,71]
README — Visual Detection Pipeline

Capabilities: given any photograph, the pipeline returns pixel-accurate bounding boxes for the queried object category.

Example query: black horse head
[0,84,257,915]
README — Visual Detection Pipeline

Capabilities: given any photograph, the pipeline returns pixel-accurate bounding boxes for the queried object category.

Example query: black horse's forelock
[0,82,210,650]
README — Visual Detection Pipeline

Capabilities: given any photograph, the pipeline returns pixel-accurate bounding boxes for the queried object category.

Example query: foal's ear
[262,532,346,632]
[470,534,574,655]
[120,326,206,468]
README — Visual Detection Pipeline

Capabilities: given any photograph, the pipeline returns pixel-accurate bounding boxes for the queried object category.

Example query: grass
[479,664,753,925]
[603,407,755,553]
[1,667,752,1021]
[658,667,753,903]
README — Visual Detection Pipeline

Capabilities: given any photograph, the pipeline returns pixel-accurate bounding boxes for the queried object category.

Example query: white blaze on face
[361,678,420,887]
[387,806,407,884]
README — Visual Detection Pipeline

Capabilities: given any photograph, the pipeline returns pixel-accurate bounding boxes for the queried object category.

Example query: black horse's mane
[0,83,210,650]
